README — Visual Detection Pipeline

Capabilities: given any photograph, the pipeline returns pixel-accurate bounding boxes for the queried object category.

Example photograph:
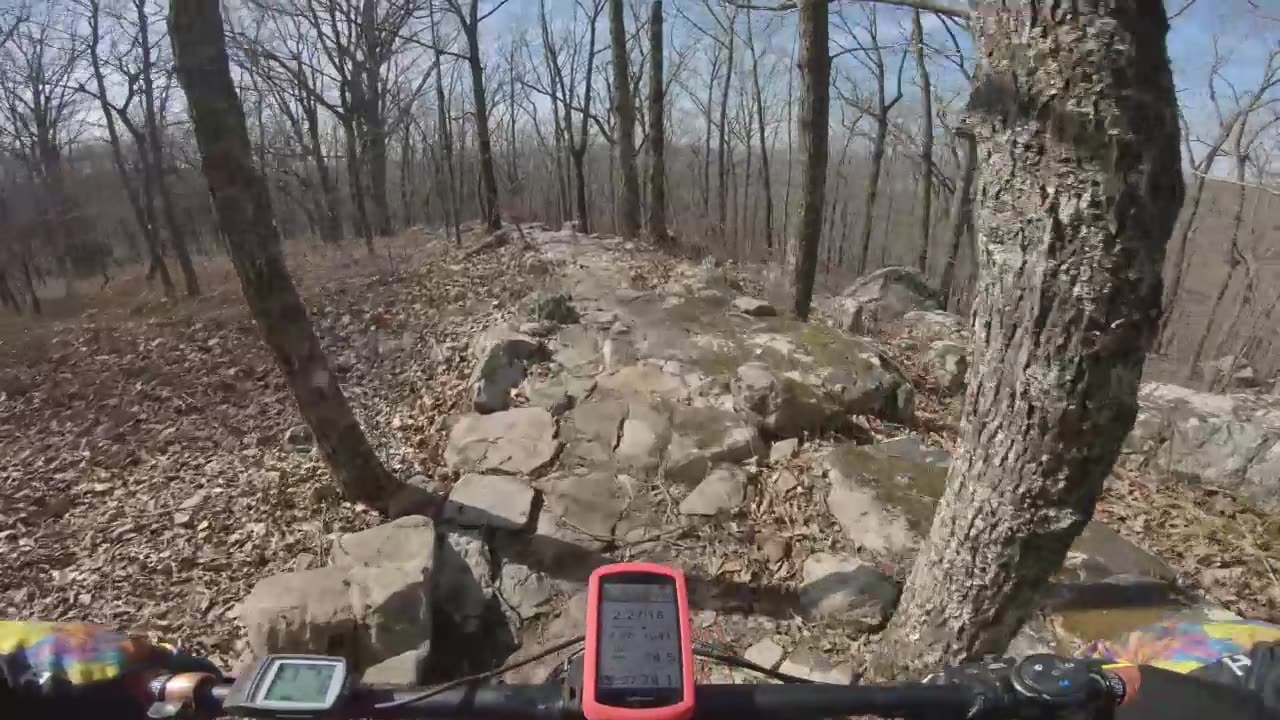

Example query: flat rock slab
[444,407,560,476]
[331,516,436,573]
[444,474,535,529]
[731,297,778,317]
[528,471,629,573]
[665,406,760,486]
[679,464,748,515]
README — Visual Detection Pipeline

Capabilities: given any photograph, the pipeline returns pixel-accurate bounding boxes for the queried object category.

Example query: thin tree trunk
[716,16,735,244]
[609,0,642,240]
[781,30,797,249]
[701,46,720,218]
[646,1,669,245]
[21,256,41,315]
[856,117,889,275]
[170,0,401,511]
[343,116,375,253]
[788,0,827,321]
[746,12,773,254]
[1187,118,1253,384]
[461,3,501,232]
[939,130,976,307]
[401,123,415,228]
[136,133,175,293]
[1159,113,1240,347]
[873,0,1184,675]
[304,96,343,246]
[429,5,462,244]
[912,9,933,273]
[137,0,198,297]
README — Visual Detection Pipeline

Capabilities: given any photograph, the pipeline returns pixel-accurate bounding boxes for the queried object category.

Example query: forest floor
[0,224,1277,668]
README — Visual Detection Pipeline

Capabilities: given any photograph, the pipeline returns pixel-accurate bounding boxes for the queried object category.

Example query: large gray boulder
[733,357,914,437]
[823,267,944,335]
[240,516,435,672]
[1122,383,1280,512]
[731,362,845,439]
[444,407,560,476]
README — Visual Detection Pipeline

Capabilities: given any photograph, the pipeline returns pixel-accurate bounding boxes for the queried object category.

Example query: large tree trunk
[939,129,977,309]
[646,1,669,245]
[608,0,642,241]
[462,7,502,232]
[911,10,934,273]
[873,0,1184,675]
[170,0,401,511]
[787,0,828,321]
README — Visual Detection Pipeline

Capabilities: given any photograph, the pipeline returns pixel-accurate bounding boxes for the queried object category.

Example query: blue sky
[488,0,1277,169]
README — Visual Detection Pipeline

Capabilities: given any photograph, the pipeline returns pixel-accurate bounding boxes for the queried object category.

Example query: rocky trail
[2,223,1279,685]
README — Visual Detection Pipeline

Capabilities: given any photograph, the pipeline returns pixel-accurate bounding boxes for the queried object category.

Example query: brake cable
[692,646,817,685]
[375,635,587,709]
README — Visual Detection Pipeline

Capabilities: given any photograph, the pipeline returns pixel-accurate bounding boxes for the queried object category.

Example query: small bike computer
[222,655,348,718]
[583,563,694,720]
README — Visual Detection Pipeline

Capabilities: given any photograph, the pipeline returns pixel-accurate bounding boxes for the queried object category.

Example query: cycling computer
[222,655,348,718]
[583,563,694,720]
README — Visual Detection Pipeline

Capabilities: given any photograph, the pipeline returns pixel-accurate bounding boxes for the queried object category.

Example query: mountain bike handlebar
[149,657,1116,720]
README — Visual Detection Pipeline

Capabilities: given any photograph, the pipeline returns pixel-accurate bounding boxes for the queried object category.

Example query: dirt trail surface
[2,223,1277,680]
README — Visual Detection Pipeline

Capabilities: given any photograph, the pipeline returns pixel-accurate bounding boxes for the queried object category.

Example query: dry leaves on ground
[0,226,541,665]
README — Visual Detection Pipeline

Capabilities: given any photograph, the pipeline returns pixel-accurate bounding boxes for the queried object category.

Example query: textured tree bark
[608,0,642,240]
[646,1,670,245]
[872,0,1184,676]
[911,9,933,273]
[170,0,401,511]
[788,0,827,321]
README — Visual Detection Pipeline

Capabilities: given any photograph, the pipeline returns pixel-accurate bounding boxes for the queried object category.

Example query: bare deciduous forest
[2,0,1280,685]
[2,0,1276,383]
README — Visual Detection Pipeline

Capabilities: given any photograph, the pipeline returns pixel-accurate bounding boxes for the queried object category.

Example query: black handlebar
[195,677,1030,720]
[172,651,1119,720]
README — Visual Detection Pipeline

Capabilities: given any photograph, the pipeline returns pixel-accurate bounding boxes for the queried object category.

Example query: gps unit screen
[263,662,337,704]
[596,577,683,705]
